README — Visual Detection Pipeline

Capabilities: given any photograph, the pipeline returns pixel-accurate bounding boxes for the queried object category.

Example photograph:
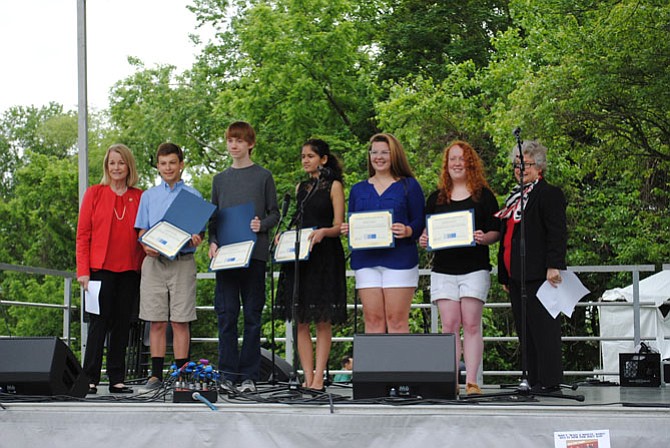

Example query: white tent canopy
[600,270,670,381]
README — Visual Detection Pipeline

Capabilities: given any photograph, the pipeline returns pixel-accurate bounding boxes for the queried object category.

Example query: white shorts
[430,270,491,303]
[355,265,419,289]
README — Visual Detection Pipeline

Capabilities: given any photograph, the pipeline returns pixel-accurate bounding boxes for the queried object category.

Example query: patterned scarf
[494,178,540,222]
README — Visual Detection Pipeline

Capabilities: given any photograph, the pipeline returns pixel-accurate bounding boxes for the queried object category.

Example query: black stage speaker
[0,337,88,398]
[259,348,293,382]
[352,333,456,400]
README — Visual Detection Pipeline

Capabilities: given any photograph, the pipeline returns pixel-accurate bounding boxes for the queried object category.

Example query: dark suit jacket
[497,178,567,284]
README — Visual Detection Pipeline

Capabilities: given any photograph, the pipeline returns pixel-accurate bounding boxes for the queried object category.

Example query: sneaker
[466,382,482,395]
[237,379,256,393]
[218,379,235,394]
[144,376,162,390]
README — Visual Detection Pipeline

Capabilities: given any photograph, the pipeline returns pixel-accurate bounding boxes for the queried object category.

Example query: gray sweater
[208,164,280,261]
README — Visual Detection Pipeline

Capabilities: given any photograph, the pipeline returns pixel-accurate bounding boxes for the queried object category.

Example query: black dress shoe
[531,384,562,394]
[88,386,98,395]
[109,385,134,394]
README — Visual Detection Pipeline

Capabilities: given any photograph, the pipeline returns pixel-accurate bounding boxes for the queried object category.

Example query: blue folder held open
[209,202,257,271]
[215,202,257,246]
[139,189,216,259]
[163,189,216,235]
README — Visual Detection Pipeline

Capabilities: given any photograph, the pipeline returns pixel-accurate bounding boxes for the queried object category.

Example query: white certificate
[274,228,315,263]
[210,240,255,271]
[140,221,192,259]
[426,209,475,251]
[348,210,394,250]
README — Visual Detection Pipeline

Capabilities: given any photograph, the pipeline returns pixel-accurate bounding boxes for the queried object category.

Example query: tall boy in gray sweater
[208,121,279,392]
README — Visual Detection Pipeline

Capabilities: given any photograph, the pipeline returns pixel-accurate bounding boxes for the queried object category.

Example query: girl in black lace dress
[276,139,347,390]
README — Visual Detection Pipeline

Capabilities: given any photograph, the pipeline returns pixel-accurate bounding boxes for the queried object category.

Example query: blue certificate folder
[163,189,216,235]
[140,189,216,259]
[215,202,258,246]
[209,203,257,271]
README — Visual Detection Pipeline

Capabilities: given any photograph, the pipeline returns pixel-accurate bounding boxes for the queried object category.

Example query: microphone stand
[460,128,583,403]
[267,195,290,385]
[287,176,321,391]
[514,127,532,394]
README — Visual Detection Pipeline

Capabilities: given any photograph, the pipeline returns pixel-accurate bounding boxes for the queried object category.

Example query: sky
[0,0,210,114]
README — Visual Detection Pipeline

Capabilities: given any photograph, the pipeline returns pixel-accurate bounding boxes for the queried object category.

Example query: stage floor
[2,383,669,447]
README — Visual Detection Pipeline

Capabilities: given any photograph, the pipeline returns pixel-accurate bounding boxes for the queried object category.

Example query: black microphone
[513,127,521,138]
[281,193,291,217]
[318,165,333,180]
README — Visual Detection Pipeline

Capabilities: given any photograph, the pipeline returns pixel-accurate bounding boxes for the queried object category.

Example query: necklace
[114,204,127,221]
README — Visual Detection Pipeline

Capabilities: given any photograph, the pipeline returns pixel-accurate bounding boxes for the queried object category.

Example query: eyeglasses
[512,162,537,169]
[369,150,391,157]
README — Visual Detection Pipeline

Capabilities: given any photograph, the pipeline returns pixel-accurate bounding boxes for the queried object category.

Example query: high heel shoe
[109,385,134,394]
[88,385,98,395]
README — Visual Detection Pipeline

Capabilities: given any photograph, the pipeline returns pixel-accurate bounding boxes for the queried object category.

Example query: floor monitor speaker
[260,348,293,382]
[0,337,88,398]
[352,333,456,400]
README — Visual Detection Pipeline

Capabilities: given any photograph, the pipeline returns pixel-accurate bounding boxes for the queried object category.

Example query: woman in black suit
[496,140,567,392]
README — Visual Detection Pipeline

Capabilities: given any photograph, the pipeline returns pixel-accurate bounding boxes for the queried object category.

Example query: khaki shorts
[139,254,197,322]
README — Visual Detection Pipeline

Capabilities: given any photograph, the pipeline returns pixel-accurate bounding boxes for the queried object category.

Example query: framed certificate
[348,210,394,250]
[274,228,316,263]
[210,240,256,271]
[426,209,475,251]
[140,221,192,259]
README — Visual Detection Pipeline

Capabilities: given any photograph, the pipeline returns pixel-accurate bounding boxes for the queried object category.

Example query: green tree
[375,0,512,83]
[0,104,75,198]
[110,0,383,193]
[0,151,79,338]
[0,104,115,341]
[485,0,670,267]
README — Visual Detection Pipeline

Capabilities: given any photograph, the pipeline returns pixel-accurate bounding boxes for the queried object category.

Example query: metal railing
[1,262,666,380]
[0,263,76,345]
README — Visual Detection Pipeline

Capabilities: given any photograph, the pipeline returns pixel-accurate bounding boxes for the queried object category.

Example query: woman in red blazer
[76,144,144,394]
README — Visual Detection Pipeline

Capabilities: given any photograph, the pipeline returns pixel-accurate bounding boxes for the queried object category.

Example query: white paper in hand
[85,280,101,315]
[537,271,589,318]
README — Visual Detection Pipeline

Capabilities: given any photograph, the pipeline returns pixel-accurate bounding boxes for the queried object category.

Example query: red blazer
[76,184,144,277]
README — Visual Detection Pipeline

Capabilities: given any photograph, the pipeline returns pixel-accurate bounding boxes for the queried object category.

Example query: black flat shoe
[305,386,326,393]
[88,386,98,395]
[109,385,134,394]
